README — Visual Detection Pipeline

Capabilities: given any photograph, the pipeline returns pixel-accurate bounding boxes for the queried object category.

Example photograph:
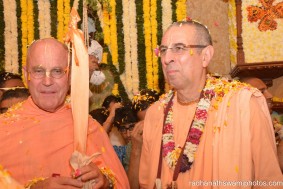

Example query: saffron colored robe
[140,89,283,189]
[0,97,129,188]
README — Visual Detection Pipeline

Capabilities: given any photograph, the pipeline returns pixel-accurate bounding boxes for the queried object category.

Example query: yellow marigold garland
[109,0,119,68]
[27,0,34,45]
[20,0,28,67]
[63,0,70,37]
[57,0,64,42]
[176,0,186,21]
[112,83,119,95]
[102,3,111,45]
[150,0,159,92]
[143,0,153,90]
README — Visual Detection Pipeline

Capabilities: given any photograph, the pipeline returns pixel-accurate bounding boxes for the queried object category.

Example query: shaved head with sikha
[25,38,70,112]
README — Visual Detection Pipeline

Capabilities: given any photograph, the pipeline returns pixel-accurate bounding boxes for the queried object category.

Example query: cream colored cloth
[140,89,283,189]
[70,151,101,189]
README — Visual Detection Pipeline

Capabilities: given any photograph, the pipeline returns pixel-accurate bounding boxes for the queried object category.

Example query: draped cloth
[140,88,283,189]
[64,7,89,154]
[0,97,129,188]
[64,7,95,188]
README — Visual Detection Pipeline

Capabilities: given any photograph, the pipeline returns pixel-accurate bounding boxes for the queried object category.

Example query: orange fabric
[140,89,283,189]
[0,97,129,188]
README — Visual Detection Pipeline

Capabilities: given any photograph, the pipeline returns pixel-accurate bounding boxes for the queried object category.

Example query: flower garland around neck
[161,75,240,172]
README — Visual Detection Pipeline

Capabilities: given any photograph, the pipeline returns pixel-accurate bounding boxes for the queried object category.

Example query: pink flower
[195,109,207,120]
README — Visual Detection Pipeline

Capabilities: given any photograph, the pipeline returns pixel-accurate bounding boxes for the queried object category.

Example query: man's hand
[73,162,109,189]
[31,176,83,189]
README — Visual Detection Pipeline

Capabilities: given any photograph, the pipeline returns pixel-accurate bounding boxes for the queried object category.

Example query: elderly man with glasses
[0,38,129,189]
[139,20,282,188]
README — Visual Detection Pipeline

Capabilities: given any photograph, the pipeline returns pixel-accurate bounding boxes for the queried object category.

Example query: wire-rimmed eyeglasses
[156,43,207,57]
[28,67,68,79]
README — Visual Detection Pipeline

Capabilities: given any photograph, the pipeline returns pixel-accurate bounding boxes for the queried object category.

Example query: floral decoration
[246,0,283,31]
[160,75,250,172]
[38,0,51,38]
[57,0,64,41]
[176,0,186,21]
[20,0,28,67]
[0,0,188,102]
[109,0,119,68]
[242,0,283,63]
[3,0,19,73]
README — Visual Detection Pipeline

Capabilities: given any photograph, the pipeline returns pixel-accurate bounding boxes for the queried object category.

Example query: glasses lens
[30,68,67,79]
[31,68,45,79]
[51,68,66,79]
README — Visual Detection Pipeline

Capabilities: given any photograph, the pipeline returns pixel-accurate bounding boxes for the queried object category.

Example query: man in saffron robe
[139,20,283,188]
[0,38,129,189]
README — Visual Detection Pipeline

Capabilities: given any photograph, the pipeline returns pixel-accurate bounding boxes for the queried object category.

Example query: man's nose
[162,51,175,65]
[42,72,53,85]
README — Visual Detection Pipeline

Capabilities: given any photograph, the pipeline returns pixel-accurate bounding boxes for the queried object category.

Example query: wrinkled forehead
[27,39,68,69]
[161,25,196,46]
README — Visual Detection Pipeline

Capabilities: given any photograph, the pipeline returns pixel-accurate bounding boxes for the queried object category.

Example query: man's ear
[201,45,214,68]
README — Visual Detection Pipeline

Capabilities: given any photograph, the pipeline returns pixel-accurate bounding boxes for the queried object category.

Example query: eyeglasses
[118,123,135,133]
[29,67,68,79]
[158,44,207,57]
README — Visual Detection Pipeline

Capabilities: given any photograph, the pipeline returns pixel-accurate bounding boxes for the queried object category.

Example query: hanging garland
[176,0,186,21]
[63,0,70,37]
[156,0,164,94]
[150,0,159,92]
[27,0,34,45]
[128,0,139,97]
[102,2,111,45]
[38,0,51,39]
[115,0,125,74]
[0,0,188,102]
[20,0,28,68]
[135,0,147,90]
[3,0,18,73]
[143,0,153,90]
[109,0,119,68]
[57,0,64,41]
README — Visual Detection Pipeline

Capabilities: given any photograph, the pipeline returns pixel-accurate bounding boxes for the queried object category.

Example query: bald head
[27,38,69,68]
[166,20,212,49]
[240,77,273,112]
[24,38,70,112]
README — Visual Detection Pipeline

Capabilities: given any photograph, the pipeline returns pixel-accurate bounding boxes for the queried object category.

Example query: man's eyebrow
[160,43,186,48]
[174,43,186,46]
[159,45,167,48]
